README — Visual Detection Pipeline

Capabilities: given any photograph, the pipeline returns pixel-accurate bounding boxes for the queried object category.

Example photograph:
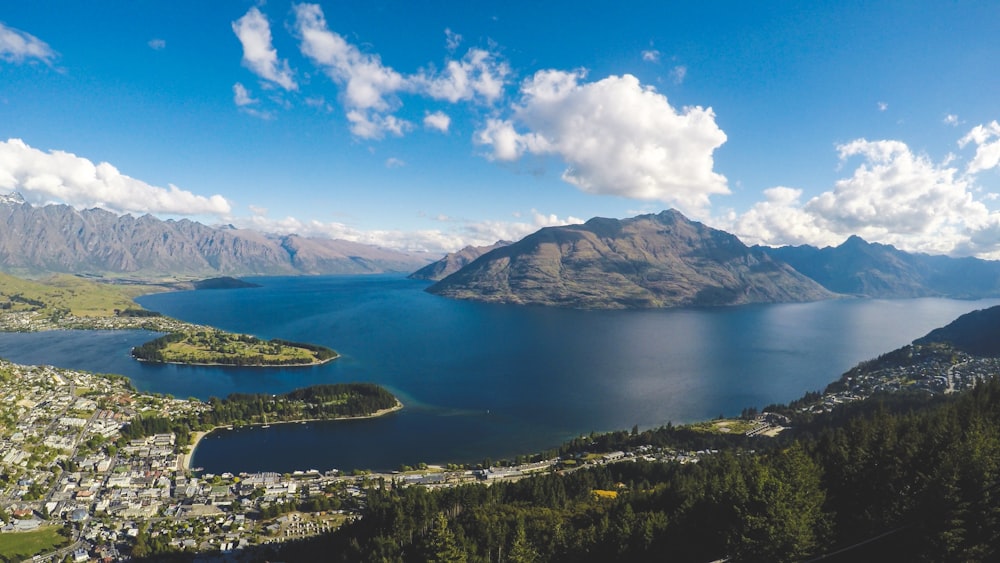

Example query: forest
[119,383,399,447]
[251,380,1000,563]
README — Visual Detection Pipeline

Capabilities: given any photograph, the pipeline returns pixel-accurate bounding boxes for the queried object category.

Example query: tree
[727,445,829,563]
[508,518,539,563]
[425,512,467,563]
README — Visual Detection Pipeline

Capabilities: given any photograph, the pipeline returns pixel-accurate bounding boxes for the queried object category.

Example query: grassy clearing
[687,418,758,435]
[133,329,336,366]
[0,526,70,561]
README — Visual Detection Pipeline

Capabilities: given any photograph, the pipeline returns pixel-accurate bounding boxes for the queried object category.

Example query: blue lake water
[0,274,995,473]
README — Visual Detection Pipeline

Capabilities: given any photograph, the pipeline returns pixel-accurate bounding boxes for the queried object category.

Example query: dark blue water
[0,275,994,473]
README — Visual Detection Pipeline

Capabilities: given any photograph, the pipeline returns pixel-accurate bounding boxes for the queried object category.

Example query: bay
[0,274,994,473]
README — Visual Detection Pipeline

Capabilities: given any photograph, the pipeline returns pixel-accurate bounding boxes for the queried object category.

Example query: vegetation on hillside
[119,383,399,447]
[130,329,338,366]
[256,380,1000,563]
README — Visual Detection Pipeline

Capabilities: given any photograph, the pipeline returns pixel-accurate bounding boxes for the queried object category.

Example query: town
[0,311,997,560]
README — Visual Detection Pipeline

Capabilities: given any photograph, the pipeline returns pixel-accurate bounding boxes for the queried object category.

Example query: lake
[0,275,994,473]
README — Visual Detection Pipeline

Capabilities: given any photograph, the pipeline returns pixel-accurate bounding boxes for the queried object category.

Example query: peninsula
[0,271,339,368]
[130,329,338,367]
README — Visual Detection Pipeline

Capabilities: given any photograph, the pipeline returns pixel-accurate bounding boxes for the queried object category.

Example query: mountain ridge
[0,197,430,278]
[760,236,1000,298]
[409,240,512,281]
[427,209,835,309]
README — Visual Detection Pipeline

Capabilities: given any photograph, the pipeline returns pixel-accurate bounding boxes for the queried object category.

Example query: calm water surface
[0,275,994,473]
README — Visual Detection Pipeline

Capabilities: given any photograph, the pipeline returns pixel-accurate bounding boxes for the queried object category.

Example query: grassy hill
[0,272,141,317]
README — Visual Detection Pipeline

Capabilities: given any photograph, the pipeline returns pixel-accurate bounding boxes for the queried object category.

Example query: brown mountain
[0,196,430,278]
[427,210,835,309]
[409,240,512,281]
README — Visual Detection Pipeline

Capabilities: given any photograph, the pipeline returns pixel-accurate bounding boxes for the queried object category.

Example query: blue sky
[2,1,1000,256]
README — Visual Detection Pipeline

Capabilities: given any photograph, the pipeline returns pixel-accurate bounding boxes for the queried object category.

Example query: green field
[131,329,338,366]
[0,526,70,562]
[0,272,139,317]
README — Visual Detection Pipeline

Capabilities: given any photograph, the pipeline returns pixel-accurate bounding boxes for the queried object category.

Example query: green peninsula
[131,329,338,366]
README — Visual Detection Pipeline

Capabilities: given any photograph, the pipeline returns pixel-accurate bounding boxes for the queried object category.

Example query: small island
[131,329,338,367]
[192,276,262,290]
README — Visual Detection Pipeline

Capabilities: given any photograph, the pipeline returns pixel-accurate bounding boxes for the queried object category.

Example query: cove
[0,274,994,473]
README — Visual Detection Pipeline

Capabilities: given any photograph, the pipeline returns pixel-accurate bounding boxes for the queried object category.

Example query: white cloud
[475,70,728,213]
[385,157,405,168]
[147,38,166,51]
[878,101,888,111]
[235,208,583,254]
[423,111,451,133]
[670,65,687,85]
[346,110,410,139]
[232,83,257,106]
[294,4,404,112]
[0,22,56,64]
[959,121,1000,175]
[641,49,660,63]
[292,4,508,139]
[417,47,510,103]
[944,113,959,126]
[232,7,297,91]
[725,137,1000,257]
[0,138,231,217]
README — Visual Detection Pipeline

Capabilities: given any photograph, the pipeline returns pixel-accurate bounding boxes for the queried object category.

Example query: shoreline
[134,352,339,368]
[183,401,404,471]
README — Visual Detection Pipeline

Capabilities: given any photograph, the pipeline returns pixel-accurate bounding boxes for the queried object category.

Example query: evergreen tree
[425,512,467,563]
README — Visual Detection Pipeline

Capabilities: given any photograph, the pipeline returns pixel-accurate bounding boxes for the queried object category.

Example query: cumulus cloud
[235,208,583,254]
[878,101,888,112]
[147,38,166,51]
[232,83,257,106]
[959,121,1000,175]
[944,113,959,126]
[416,47,510,103]
[475,70,728,213]
[0,138,231,217]
[232,7,297,91]
[641,49,660,63]
[385,157,405,168]
[424,111,451,133]
[726,134,1000,257]
[292,4,507,139]
[294,3,407,137]
[295,4,404,111]
[0,22,56,64]
[346,111,410,139]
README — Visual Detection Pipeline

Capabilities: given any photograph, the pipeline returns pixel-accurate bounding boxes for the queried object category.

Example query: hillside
[428,210,835,308]
[0,271,139,317]
[761,236,1000,298]
[0,196,430,278]
[409,240,511,281]
[914,305,1000,356]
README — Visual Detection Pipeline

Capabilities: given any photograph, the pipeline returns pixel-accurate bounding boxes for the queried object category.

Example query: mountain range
[0,194,430,278]
[6,191,1000,309]
[423,211,1000,309]
[408,240,511,281]
[760,236,1000,298]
